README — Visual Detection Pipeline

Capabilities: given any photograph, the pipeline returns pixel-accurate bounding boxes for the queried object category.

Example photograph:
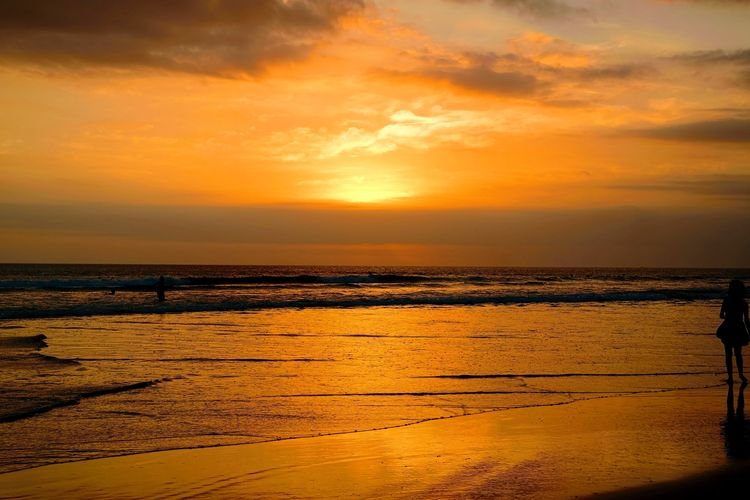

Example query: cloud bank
[613,174,750,199]
[2,204,749,266]
[0,0,364,76]
[629,118,750,142]
[444,0,589,19]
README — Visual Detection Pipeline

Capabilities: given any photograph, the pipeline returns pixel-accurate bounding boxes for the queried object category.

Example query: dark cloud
[627,118,750,142]
[2,204,749,266]
[382,50,541,97]
[671,49,750,90]
[401,51,650,99]
[572,63,654,80]
[424,66,540,96]
[699,107,750,116]
[612,174,750,199]
[445,0,589,19]
[541,98,596,107]
[673,49,750,65]
[671,0,750,5]
[0,0,364,76]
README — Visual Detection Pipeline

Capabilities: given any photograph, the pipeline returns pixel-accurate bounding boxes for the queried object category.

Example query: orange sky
[1,0,749,265]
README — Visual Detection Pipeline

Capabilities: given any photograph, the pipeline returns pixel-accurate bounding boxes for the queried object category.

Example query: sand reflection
[723,381,749,460]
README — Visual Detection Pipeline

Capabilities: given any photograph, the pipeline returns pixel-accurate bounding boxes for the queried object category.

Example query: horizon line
[1,262,749,271]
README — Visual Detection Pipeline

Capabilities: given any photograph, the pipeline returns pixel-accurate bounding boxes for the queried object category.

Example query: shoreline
[0,385,742,499]
[0,387,681,474]
[0,382,724,474]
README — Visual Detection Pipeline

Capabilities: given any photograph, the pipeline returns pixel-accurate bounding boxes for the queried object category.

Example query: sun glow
[328,175,415,204]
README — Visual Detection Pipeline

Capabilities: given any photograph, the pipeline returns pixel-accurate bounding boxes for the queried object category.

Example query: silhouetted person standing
[718,279,749,383]
[156,276,166,302]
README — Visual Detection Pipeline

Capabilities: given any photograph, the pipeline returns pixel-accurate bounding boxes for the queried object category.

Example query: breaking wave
[0,287,725,320]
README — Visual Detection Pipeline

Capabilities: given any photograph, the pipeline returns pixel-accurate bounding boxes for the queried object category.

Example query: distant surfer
[156,276,166,302]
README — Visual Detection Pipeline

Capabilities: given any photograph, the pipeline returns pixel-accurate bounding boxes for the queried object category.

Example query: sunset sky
[1,0,749,266]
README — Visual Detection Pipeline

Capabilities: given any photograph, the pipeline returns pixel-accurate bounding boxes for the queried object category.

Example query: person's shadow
[723,381,749,459]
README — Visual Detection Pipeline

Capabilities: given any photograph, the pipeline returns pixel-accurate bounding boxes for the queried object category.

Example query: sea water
[0,265,739,472]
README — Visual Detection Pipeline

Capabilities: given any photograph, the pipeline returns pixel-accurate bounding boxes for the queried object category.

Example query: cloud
[264,108,524,161]
[664,0,750,5]
[2,204,749,266]
[423,65,540,96]
[385,48,541,98]
[612,174,750,199]
[445,0,589,19]
[573,63,653,80]
[627,118,750,142]
[391,29,656,101]
[395,46,650,100]
[670,48,750,89]
[672,49,750,65]
[0,0,365,76]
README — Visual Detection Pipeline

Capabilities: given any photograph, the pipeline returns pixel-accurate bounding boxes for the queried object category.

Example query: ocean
[0,265,742,473]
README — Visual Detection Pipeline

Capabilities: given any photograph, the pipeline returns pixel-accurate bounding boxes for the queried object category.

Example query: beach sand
[0,384,746,499]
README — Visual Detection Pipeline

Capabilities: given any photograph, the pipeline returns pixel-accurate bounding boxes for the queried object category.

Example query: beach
[4,0,750,495]
[0,385,745,499]
[0,265,747,498]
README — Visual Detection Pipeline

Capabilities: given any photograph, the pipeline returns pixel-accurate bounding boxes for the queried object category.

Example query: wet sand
[0,384,744,499]
[592,463,750,499]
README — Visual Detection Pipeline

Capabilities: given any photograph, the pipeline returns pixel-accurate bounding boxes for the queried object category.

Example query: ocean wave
[29,352,80,365]
[0,277,164,292]
[0,273,446,292]
[417,371,717,379]
[73,357,331,363]
[261,386,716,398]
[0,333,47,350]
[0,287,725,320]
[0,378,169,423]
[0,334,76,365]
[3,270,737,292]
